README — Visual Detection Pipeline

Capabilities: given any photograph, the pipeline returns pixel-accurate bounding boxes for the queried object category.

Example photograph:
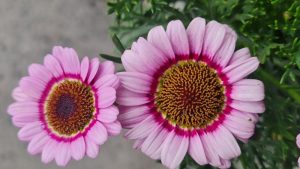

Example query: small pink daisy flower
[117,17,265,169]
[297,134,300,167]
[7,46,121,166]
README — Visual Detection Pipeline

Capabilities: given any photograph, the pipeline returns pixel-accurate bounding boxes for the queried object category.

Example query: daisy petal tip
[104,121,122,136]
[296,134,300,148]
[52,46,65,59]
[52,46,64,52]
[192,16,206,22]
[7,104,15,116]
[98,87,117,108]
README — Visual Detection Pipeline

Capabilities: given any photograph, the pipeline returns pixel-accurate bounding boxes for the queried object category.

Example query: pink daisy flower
[117,17,265,169]
[297,134,300,167]
[7,46,121,166]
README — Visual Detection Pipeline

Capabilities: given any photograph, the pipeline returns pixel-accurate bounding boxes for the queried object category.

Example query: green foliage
[106,0,300,168]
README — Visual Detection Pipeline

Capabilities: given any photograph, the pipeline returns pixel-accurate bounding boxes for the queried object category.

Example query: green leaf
[295,48,300,69]
[280,69,290,84]
[99,53,122,63]
[112,34,126,53]
[288,70,296,82]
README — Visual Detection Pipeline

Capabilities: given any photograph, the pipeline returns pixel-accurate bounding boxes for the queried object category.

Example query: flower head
[117,17,265,169]
[7,46,121,166]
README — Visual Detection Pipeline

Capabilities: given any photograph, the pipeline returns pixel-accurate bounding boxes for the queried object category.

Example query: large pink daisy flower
[117,17,265,168]
[7,46,121,166]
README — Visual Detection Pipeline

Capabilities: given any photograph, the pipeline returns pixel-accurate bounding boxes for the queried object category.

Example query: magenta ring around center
[38,73,99,142]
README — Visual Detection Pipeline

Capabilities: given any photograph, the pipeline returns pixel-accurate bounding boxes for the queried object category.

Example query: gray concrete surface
[0,0,165,169]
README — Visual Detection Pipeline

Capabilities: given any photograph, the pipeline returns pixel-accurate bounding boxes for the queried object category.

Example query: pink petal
[85,136,99,158]
[86,122,107,145]
[212,125,241,160]
[125,115,156,139]
[131,42,138,52]
[93,74,119,89]
[52,46,64,59]
[223,57,259,84]
[55,142,71,167]
[230,100,265,113]
[166,20,189,59]
[66,48,81,75]
[297,134,300,148]
[213,26,237,68]
[80,56,89,81]
[121,50,154,75]
[98,61,115,77]
[41,139,57,164]
[134,37,168,70]
[121,114,151,129]
[246,113,259,123]
[28,64,53,84]
[147,26,175,60]
[140,124,161,154]
[98,105,119,123]
[118,105,151,128]
[52,47,68,73]
[18,121,43,141]
[141,126,169,160]
[117,95,149,106]
[117,72,152,94]
[12,112,39,127]
[87,58,100,84]
[219,159,231,169]
[161,130,176,164]
[19,77,45,99]
[8,101,40,127]
[53,46,80,75]
[103,121,122,136]
[187,17,206,59]
[7,101,39,116]
[70,136,85,160]
[233,79,264,87]
[27,132,49,155]
[116,87,150,106]
[231,79,264,101]
[200,133,222,166]
[228,48,251,65]
[133,139,145,150]
[118,105,150,122]
[97,87,116,108]
[202,21,226,61]
[12,87,33,102]
[44,54,64,78]
[161,134,189,169]
[189,133,208,165]
[233,78,262,86]
[223,110,256,142]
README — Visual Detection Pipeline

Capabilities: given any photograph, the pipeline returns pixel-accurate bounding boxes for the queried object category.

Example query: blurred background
[0,0,164,169]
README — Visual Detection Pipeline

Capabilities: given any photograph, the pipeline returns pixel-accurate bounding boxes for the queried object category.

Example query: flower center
[45,79,95,136]
[155,60,225,129]
[56,94,76,118]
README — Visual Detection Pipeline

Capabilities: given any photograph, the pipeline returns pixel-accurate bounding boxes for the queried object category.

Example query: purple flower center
[56,94,76,118]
